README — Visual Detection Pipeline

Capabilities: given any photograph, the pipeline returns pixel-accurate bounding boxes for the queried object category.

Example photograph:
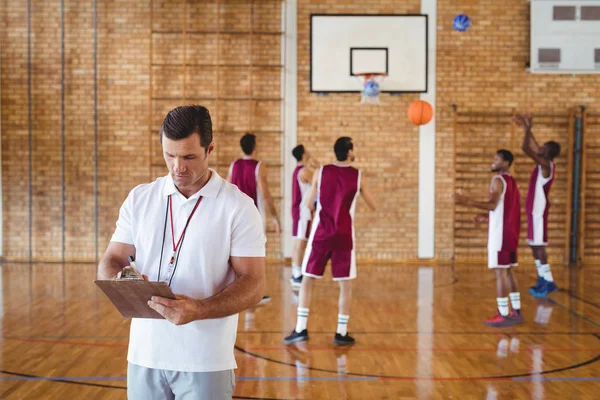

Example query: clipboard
[94,280,176,319]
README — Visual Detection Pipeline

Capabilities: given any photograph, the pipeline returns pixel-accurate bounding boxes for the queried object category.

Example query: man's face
[348,147,355,162]
[162,134,214,192]
[491,153,506,172]
[538,143,550,158]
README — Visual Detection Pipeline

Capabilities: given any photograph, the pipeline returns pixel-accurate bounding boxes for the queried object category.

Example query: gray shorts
[127,363,235,400]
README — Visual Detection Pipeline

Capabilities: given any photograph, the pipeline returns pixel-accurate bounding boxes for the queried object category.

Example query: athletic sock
[509,292,521,310]
[295,308,309,332]
[542,264,554,282]
[535,259,543,277]
[497,297,510,317]
[292,264,302,279]
[336,314,349,336]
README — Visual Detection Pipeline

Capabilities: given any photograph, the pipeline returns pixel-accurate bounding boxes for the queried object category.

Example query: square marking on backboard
[350,48,388,76]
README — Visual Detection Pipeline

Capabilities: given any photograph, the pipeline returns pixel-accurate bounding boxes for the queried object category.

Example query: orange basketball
[408,100,433,126]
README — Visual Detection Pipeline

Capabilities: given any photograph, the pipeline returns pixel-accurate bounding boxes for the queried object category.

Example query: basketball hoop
[355,72,387,104]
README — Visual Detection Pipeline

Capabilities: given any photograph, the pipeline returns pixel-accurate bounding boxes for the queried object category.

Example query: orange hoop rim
[354,72,387,80]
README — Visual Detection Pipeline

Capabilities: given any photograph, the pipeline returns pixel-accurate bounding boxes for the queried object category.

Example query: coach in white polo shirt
[97,105,266,400]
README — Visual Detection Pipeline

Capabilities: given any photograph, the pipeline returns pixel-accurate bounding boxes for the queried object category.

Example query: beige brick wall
[1,0,283,261]
[297,0,423,261]
[437,0,600,264]
[2,0,599,263]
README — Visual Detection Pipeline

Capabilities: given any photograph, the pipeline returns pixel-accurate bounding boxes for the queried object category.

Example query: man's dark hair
[159,105,212,149]
[240,133,256,155]
[334,137,353,162]
[292,145,305,162]
[496,149,514,166]
[545,141,561,160]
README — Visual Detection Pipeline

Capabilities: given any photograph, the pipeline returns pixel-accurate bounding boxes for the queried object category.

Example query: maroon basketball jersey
[312,164,360,250]
[230,158,260,207]
[488,173,521,252]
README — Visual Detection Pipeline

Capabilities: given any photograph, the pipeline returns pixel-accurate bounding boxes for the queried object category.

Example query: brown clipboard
[94,280,176,319]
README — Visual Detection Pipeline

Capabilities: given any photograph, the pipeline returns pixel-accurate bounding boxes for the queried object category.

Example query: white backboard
[310,14,428,93]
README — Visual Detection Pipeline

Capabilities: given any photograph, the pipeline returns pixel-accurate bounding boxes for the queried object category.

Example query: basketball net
[355,72,386,104]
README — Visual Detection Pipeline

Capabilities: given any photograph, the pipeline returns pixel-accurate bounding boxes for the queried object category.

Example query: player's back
[230,158,260,206]
[312,164,360,250]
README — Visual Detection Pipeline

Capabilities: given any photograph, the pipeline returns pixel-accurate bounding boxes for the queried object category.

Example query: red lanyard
[169,194,203,254]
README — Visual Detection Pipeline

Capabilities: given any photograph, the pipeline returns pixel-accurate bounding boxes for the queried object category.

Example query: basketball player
[228,133,280,305]
[512,114,561,298]
[284,137,376,345]
[454,150,523,327]
[290,144,319,288]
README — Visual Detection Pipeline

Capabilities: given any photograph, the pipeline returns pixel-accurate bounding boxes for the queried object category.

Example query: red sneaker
[485,312,516,327]
[510,310,524,324]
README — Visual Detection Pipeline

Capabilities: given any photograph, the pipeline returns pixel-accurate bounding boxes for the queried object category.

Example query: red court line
[246,346,600,353]
[378,376,513,381]
[4,337,128,349]
[6,338,599,354]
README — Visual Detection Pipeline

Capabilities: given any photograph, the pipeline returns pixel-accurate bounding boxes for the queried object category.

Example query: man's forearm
[266,198,279,220]
[97,256,124,280]
[464,198,496,211]
[194,274,264,320]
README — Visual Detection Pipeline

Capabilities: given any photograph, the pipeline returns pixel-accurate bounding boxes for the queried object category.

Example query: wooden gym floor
[0,261,599,399]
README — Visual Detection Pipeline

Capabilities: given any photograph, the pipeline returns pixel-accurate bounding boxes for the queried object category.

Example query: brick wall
[297,0,424,261]
[0,0,283,261]
[2,0,599,263]
[297,0,600,263]
[436,0,600,265]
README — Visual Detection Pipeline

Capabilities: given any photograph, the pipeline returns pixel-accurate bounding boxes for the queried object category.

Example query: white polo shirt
[110,169,266,372]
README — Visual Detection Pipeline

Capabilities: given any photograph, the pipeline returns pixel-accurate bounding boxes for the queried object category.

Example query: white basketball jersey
[488,175,507,251]
[297,167,312,220]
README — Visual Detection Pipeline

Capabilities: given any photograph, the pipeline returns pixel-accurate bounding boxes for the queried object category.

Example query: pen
[128,256,137,268]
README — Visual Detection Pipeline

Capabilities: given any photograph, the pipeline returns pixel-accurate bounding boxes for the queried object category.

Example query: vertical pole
[570,107,584,264]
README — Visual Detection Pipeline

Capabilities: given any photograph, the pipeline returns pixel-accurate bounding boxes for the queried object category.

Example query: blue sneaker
[530,276,546,292]
[545,281,558,293]
[530,281,559,298]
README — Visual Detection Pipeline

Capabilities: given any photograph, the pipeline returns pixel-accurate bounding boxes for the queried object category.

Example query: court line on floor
[0,375,377,382]
[234,306,600,382]
[3,331,599,341]
[545,298,600,329]
[0,371,290,400]
[3,373,600,383]
[560,289,600,310]
[513,377,600,381]
[5,336,599,355]
[234,343,600,381]
[238,331,599,335]
[3,337,128,349]
[0,370,126,390]
[244,346,600,353]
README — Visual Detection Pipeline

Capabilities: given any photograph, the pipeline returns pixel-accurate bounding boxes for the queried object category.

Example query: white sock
[535,305,553,324]
[497,338,509,358]
[292,264,302,279]
[542,264,554,282]
[336,354,348,374]
[336,314,349,336]
[295,308,309,332]
[510,337,520,353]
[497,297,509,317]
[535,259,543,277]
[509,292,521,311]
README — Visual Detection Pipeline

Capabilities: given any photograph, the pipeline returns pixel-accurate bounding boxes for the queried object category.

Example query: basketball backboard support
[310,14,428,93]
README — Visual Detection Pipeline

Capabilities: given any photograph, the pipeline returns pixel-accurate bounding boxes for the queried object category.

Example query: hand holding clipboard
[94,257,176,319]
